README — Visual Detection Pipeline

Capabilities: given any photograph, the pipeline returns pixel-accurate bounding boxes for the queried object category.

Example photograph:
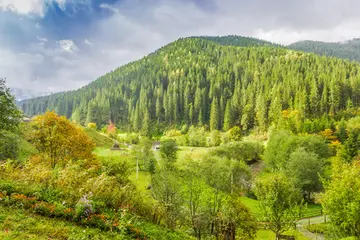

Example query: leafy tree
[322,160,360,238]
[264,130,330,171]
[151,170,183,228]
[0,78,21,131]
[285,148,324,200]
[0,130,19,160]
[215,195,257,240]
[31,111,95,168]
[160,139,178,167]
[255,174,303,239]
[131,137,154,170]
[209,141,264,163]
[227,126,242,142]
[209,130,221,147]
[181,159,210,239]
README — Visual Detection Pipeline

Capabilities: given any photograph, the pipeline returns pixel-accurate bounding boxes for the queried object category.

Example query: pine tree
[141,108,150,137]
[71,108,81,124]
[223,100,233,131]
[210,97,220,131]
[86,102,95,124]
[189,104,194,125]
[198,109,203,126]
[255,94,266,131]
[148,157,156,174]
[133,103,140,132]
[337,118,348,143]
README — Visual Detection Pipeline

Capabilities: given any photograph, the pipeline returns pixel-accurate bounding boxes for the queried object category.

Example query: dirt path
[297,224,324,240]
[296,216,328,240]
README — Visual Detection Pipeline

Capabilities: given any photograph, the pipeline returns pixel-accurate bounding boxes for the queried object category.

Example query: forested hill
[194,35,279,47]
[20,37,360,134]
[288,39,360,62]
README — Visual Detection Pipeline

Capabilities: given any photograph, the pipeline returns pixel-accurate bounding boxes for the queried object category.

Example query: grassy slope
[83,128,115,148]
[0,205,129,240]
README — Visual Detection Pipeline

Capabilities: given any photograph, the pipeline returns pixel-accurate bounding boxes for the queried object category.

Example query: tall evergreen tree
[210,97,220,131]
[223,100,234,131]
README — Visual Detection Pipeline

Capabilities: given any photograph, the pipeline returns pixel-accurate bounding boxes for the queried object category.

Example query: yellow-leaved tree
[31,111,95,168]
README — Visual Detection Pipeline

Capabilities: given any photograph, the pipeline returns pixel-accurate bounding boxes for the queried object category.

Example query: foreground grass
[256,229,311,240]
[0,205,129,240]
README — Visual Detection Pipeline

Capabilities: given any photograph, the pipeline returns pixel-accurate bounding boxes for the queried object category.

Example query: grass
[0,205,129,240]
[17,137,37,163]
[256,229,311,240]
[83,128,115,148]
[94,147,128,157]
[303,203,323,218]
[176,146,210,167]
[129,171,152,193]
[240,196,323,220]
[240,197,261,217]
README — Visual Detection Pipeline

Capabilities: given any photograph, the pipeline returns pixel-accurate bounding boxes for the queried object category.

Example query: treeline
[20,37,360,134]
[289,39,360,62]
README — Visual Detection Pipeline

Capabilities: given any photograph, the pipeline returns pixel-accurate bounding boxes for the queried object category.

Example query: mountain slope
[19,37,360,134]
[194,35,280,47]
[288,38,360,62]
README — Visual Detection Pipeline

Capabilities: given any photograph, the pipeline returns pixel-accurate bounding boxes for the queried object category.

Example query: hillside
[194,35,279,47]
[288,38,360,62]
[19,36,360,134]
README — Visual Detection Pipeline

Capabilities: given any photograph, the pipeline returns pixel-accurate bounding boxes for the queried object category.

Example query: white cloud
[57,40,79,53]
[3,0,360,99]
[55,0,66,10]
[37,36,48,42]
[99,3,119,14]
[84,39,92,46]
[0,0,44,15]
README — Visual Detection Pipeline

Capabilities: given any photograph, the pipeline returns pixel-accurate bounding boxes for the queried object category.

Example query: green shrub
[0,130,20,160]
[306,223,329,234]
[209,141,264,162]
[124,133,140,144]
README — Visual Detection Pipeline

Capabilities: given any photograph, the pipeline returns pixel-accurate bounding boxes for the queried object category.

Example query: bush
[209,141,264,162]
[209,130,221,147]
[187,126,206,147]
[0,130,19,160]
[306,223,329,234]
[227,126,242,142]
[125,133,140,144]
[165,129,182,137]
[87,122,97,129]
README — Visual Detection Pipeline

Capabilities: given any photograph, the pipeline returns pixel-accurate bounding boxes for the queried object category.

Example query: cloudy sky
[1,0,359,99]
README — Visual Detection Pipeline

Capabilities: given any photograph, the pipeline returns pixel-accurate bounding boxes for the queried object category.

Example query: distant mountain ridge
[288,38,360,62]
[193,35,280,47]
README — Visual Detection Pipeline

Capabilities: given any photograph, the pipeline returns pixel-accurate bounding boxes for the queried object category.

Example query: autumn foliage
[30,111,95,168]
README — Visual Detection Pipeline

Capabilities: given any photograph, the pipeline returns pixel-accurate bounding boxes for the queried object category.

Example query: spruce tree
[210,97,219,131]
[223,100,233,131]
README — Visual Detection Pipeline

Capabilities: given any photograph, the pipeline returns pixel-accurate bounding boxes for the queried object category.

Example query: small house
[22,117,31,122]
[152,141,160,151]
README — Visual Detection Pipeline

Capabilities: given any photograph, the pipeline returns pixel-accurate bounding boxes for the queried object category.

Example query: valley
[1,36,360,239]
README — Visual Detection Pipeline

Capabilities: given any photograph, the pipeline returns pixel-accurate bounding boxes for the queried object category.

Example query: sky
[1,0,360,99]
